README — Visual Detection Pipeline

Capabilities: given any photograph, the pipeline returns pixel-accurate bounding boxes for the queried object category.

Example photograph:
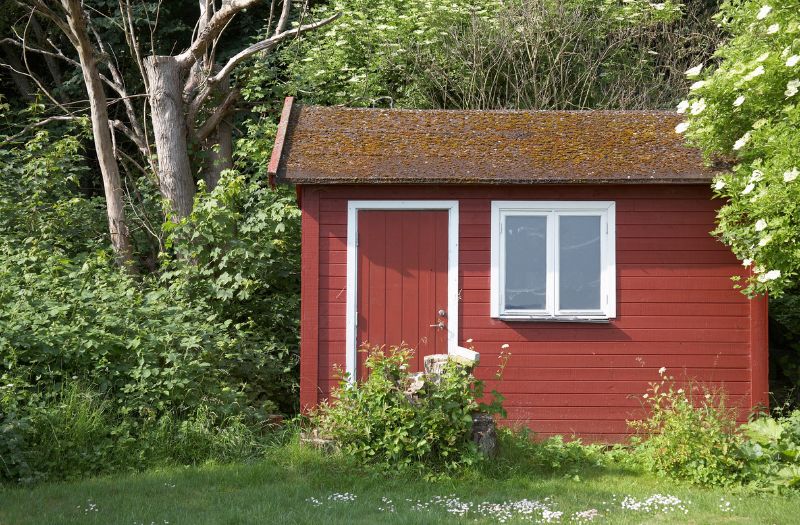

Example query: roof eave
[267,96,295,189]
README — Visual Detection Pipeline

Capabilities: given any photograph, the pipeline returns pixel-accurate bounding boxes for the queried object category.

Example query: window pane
[559,216,602,310]
[505,215,547,310]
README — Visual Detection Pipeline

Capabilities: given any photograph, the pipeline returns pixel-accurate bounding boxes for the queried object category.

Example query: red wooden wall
[299,184,769,443]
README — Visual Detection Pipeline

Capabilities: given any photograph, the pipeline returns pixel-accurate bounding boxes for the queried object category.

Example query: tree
[679,1,800,296]
[285,0,719,110]
[26,1,134,265]
[4,0,337,264]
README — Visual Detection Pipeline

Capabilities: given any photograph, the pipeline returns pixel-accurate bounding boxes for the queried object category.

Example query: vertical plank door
[356,210,449,378]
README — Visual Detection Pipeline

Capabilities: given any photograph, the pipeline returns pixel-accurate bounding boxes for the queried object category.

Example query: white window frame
[346,200,459,382]
[490,201,616,321]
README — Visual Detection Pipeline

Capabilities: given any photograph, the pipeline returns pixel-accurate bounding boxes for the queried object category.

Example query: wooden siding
[300,184,768,442]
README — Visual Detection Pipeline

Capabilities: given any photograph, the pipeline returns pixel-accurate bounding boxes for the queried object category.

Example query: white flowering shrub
[629,369,746,486]
[678,1,800,296]
[282,0,685,108]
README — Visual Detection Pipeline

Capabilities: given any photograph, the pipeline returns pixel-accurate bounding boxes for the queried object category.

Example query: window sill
[493,315,612,323]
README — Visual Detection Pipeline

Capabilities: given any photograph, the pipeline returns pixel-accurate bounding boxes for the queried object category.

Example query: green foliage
[629,372,746,486]
[282,0,502,107]
[0,243,245,420]
[0,133,288,483]
[490,428,607,477]
[163,171,302,412]
[0,383,269,483]
[769,290,800,399]
[682,0,800,296]
[741,410,800,491]
[0,128,106,254]
[282,0,709,110]
[310,346,495,472]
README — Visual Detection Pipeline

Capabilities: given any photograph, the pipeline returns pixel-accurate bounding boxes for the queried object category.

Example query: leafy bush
[741,410,800,491]
[681,0,800,296]
[0,383,270,483]
[282,0,715,110]
[163,172,302,412]
[490,427,607,477]
[310,346,498,471]
[769,290,800,403]
[629,371,746,486]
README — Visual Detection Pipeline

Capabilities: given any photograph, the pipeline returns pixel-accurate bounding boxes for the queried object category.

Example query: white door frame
[345,200,459,381]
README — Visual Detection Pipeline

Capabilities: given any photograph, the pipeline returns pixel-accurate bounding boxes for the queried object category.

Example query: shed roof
[268,97,722,186]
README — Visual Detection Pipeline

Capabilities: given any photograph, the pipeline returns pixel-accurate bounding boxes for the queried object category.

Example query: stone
[471,412,498,457]
[404,372,426,399]
[423,354,450,376]
[299,428,338,453]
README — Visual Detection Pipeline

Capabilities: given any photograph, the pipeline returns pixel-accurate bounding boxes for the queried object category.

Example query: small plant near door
[306,345,505,472]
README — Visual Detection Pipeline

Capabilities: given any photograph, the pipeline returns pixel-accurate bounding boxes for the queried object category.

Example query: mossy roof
[271,103,722,185]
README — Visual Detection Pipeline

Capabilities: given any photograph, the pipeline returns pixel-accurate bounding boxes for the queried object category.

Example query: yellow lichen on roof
[274,105,720,185]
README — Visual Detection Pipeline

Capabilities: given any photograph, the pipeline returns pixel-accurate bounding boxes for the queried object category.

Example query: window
[490,201,616,320]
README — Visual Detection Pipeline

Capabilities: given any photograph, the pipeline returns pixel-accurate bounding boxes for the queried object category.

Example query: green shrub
[310,346,498,472]
[629,371,746,486]
[490,427,607,477]
[163,172,301,413]
[741,410,800,492]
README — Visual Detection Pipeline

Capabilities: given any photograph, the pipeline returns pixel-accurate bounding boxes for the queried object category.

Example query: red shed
[269,97,768,442]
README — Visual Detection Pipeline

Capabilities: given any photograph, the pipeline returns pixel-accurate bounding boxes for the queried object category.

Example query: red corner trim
[267,96,295,189]
[299,187,320,411]
[749,294,769,413]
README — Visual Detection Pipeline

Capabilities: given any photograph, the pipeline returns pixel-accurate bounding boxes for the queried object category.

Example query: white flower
[705,393,712,400]
[675,121,690,134]
[466,338,473,343]
[788,55,800,67]
[643,393,649,399]
[760,269,781,282]
[652,3,666,10]
[784,167,799,182]
[733,95,746,107]
[501,343,510,349]
[677,388,684,394]
[755,219,767,232]
[758,235,772,246]
[786,79,800,97]
[714,179,726,190]
[743,258,753,267]
[742,183,755,194]
[658,366,667,375]
[767,24,780,34]
[685,64,704,78]
[733,132,751,150]
[676,100,690,114]
[750,169,764,182]
[756,5,772,20]
[690,80,706,91]
[744,65,765,81]
[690,98,707,115]
[757,52,770,62]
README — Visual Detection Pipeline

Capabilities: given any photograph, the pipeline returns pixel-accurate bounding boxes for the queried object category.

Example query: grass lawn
[2,444,799,525]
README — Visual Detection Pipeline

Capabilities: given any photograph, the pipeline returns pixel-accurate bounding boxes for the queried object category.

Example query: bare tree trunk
[31,17,63,93]
[144,55,196,219]
[203,75,233,190]
[62,0,133,266]
[1,43,33,100]
[203,123,232,190]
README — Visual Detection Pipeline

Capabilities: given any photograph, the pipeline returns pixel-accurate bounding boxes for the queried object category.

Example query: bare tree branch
[196,88,239,142]
[176,0,260,70]
[0,115,79,145]
[212,12,340,85]
[187,11,340,122]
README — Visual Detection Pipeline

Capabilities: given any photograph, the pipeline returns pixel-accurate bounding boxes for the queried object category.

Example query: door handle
[429,322,446,330]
